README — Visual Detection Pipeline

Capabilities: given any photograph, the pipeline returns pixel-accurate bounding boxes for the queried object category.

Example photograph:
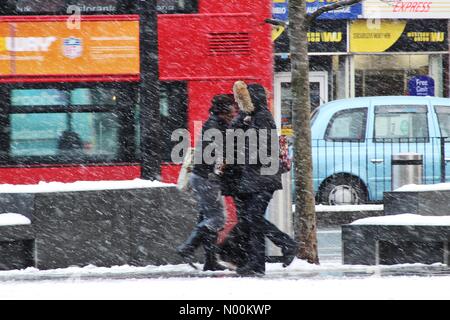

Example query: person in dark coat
[220,81,297,276]
[176,94,235,271]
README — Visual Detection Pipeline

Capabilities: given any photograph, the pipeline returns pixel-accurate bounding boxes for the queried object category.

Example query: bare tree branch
[264,18,287,27]
[307,0,363,23]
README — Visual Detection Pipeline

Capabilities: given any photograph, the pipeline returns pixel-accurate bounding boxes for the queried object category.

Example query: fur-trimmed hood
[233,81,268,114]
[233,80,254,113]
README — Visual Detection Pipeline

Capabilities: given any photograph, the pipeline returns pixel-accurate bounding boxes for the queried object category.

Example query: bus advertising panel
[0,17,140,77]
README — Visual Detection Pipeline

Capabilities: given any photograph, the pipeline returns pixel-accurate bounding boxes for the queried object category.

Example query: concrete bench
[384,184,450,216]
[315,205,384,228]
[0,214,35,270]
[342,215,450,265]
[0,181,198,270]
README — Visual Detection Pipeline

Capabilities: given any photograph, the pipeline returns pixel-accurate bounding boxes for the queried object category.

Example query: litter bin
[391,153,423,190]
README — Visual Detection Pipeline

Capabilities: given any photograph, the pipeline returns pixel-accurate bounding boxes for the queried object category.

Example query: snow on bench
[0,179,173,194]
[343,214,450,265]
[352,214,450,226]
[0,213,31,227]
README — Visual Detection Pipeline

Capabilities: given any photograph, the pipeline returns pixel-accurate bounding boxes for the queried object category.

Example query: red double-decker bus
[158,0,274,183]
[0,0,273,185]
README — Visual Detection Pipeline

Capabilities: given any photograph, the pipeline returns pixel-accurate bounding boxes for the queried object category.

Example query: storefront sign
[0,18,140,76]
[362,0,450,19]
[350,20,447,52]
[306,0,362,19]
[408,76,435,96]
[275,20,347,53]
[272,0,362,20]
[273,0,289,21]
[308,20,347,52]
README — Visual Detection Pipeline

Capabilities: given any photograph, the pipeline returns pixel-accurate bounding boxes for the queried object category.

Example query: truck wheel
[319,176,367,205]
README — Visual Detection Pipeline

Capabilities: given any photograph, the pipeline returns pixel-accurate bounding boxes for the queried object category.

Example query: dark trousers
[189,173,224,232]
[227,191,296,272]
[234,191,274,273]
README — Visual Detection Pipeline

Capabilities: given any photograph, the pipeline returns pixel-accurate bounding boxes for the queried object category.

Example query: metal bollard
[391,153,423,190]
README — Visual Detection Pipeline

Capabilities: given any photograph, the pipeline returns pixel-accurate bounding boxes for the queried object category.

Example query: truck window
[325,108,367,141]
[434,105,450,139]
[374,105,428,142]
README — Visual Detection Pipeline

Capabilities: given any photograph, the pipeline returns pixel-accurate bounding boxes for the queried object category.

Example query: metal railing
[310,137,448,202]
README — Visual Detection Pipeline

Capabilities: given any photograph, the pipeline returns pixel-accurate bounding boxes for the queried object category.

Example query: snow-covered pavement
[0,260,450,299]
[0,227,449,299]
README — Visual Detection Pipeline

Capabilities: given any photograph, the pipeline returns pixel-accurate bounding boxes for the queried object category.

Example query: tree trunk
[288,0,319,264]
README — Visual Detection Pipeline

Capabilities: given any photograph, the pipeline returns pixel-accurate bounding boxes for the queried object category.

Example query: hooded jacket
[192,114,229,179]
[228,81,282,194]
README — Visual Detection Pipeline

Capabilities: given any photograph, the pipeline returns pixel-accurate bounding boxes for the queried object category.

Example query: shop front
[273,0,361,114]
[273,0,450,105]
[350,19,449,98]
[274,18,350,122]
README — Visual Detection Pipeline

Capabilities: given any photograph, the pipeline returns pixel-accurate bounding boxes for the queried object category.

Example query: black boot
[263,219,298,267]
[202,231,227,271]
[236,226,266,277]
[281,240,298,267]
[177,226,209,267]
[217,222,249,269]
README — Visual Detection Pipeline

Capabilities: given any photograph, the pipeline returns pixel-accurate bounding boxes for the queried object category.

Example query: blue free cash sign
[408,76,435,96]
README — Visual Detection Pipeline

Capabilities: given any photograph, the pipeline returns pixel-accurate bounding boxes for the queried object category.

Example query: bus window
[8,86,133,163]
[12,89,68,107]
[134,81,187,162]
[133,82,187,162]
[71,88,118,106]
[11,112,120,159]
[160,82,188,162]
[11,113,67,157]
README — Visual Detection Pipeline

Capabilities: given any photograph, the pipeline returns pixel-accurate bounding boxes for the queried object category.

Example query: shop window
[310,82,321,110]
[355,55,429,97]
[325,108,367,141]
[374,105,428,142]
